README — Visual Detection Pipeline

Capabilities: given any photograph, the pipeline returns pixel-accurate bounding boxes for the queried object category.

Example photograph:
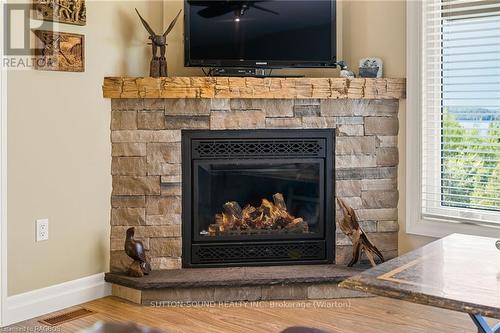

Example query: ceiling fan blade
[187,0,226,7]
[251,4,279,15]
[197,6,234,18]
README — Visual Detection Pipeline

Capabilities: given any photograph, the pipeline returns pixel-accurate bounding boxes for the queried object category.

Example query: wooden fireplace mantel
[103,77,406,100]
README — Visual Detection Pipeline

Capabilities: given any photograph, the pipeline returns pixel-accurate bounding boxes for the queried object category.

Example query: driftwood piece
[337,198,385,267]
[208,193,308,236]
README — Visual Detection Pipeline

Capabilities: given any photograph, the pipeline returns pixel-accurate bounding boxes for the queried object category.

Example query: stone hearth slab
[105,265,361,289]
[106,265,369,304]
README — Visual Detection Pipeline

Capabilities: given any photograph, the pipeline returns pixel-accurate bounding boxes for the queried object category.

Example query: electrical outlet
[36,219,49,242]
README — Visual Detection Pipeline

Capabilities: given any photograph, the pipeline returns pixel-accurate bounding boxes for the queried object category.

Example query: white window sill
[407,217,500,239]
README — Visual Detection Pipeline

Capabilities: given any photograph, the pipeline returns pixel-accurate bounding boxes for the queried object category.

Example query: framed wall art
[33,0,86,26]
[33,30,85,72]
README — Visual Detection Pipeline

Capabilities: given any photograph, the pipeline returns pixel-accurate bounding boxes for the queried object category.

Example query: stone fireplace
[182,129,335,267]
[105,77,404,274]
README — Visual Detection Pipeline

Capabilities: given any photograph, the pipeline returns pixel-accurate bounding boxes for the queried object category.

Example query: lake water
[457,120,495,136]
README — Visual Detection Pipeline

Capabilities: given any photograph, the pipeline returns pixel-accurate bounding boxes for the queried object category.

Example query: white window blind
[421,0,500,224]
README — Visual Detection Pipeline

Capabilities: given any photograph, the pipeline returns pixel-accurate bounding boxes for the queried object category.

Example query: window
[407,0,500,235]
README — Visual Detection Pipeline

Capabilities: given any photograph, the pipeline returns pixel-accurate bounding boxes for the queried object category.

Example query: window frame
[406,0,500,238]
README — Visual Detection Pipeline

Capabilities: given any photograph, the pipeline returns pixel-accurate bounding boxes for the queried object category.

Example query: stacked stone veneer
[109,98,399,272]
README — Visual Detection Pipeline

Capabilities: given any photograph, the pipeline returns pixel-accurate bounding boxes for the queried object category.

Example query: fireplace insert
[182,129,335,267]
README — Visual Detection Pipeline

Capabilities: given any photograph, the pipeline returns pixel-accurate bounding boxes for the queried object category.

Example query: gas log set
[206,193,309,236]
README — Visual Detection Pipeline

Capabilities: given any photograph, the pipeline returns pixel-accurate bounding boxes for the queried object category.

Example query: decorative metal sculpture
[135,8,182,78]
[124,227,151,277]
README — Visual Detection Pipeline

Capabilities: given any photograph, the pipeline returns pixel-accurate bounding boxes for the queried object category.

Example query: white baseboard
[4,273,111,326]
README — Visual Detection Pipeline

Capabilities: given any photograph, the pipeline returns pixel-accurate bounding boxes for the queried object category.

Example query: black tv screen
[185,0,336,68]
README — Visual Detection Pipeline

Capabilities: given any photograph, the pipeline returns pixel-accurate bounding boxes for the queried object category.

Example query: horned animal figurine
[135,8,182,77]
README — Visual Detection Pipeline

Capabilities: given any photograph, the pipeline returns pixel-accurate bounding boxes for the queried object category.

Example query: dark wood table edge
[339,278,500,320]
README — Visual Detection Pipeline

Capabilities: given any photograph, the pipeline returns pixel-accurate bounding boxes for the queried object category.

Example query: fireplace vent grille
[192,139,325,159]
[192,241,326,264]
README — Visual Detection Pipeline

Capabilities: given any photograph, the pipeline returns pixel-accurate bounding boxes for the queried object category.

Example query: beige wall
[342,0,435,252]
[8,0,434,296]
[8,0,164,296]
[341,0,436,252]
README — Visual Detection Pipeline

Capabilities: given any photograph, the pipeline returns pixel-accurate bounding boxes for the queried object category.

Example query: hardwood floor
[7,296,489,333]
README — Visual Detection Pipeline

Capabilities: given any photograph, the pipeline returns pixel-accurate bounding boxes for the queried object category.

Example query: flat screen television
[184,0,336,69]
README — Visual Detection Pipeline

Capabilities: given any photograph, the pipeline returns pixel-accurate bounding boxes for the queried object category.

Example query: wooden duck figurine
[125,227,151,277]
[337,198,384,267]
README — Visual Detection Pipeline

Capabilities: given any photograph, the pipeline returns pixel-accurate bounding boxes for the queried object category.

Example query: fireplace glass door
[182,129,335,267]
[193,159,324,241]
